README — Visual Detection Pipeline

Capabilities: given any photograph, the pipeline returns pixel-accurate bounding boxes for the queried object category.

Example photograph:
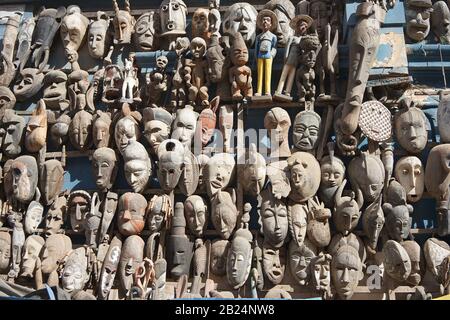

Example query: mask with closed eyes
[261,188,288,248]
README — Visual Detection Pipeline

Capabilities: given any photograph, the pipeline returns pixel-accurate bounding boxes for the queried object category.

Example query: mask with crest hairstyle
[211,190,237,240]
[166,203,194,279]
[287,152,321,203]
[122,140,152,193]
[331,245,363,300]
[333,179,363,236]
[134,12,156,51]
[60,5,89,55]
[262,244,286,284]
[61,247,90,293]
[264,107,291,158]
[13,68,44,102]
[117,192,147,236]
[25,100,47,153]
[394,106,428,154]
[143,107,173,156]
[98,235,122,300]
[10,155,38,204]
[184,195,208,237]
[394,156,425,203]
[69,110,93,151]
[261,188,288,248]
[67,190,91,234]
[348,152,385,204]
[204,153,236,197]
[146,194,172,234]
[92,147,118,192]
[93,111,112,148]
[40,159,64,206]
[119,235,144,295]
[243,143,267,197]
[112,0,136,44]
[88,11,111,59]
[383,240,412,284]
[21,234,45,278]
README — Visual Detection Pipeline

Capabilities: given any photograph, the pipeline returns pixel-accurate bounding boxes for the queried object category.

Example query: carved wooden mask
[122,141,152,193]
[10,155,38,204]
[117,192,147,236]
[25,100,47,153]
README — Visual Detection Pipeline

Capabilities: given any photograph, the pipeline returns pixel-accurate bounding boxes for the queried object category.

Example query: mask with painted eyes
[98,236,122,300]
[260,188,288,248]
[88,11,111,59]
[222,3,258,47]
[123,141,152,193]
[112,0,136,44]
[13,68,44,101]
[383,240,412,283]
[211,190,237,240]
[133,12,156,51]
[21,235,45,278]
[92,147,118,192]
[118,235,144,295]
[262,244,286,284]
[264,107,292,158]
[394,156,424,203]
[348,152,385,204]
[61,247,90,293]
[288,239,316,286]
[394,106,428,154]
[69,110,93,151]
[158,0,188,37]
[405,0,432,42]
[287,152,321,203]
[211,239,229,276]
[331,245,363,300]
[293,110,321,152]
[60,5,89,55]
[117,192,147,236]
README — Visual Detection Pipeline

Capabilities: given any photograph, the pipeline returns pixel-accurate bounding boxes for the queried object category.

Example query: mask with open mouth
[88,11,111,59]
[134,12,156,51]
[262,244,286,284]
[222,3,258,47]
[204,153,236,197]
[406,0,433,42]
[101,65,124,105]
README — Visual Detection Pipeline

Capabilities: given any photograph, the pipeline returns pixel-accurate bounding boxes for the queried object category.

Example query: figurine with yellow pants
[253,9,278,102]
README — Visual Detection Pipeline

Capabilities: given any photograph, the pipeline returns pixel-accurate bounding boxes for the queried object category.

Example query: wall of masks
[0,0,449,300]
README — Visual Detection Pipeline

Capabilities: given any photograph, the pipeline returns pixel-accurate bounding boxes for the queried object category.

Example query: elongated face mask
[395,156,425,203]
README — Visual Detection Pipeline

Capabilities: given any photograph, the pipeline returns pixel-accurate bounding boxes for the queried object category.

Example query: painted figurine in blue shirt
[254,9,278,98]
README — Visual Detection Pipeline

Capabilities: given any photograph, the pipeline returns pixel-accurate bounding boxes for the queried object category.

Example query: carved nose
[123,210,131,220]
[342,268,350,283]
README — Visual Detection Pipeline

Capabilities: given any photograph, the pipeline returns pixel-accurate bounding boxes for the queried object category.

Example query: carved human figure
[117,192,147,236]
[92,147,118,192]
[157,0,188,50]
[122,141,152,193]
[262,244,286,285]
[21,235,45,278]
[383,240,412,284]
[45,195,67,237]
[211,190,238,240]
[348,152,385,204]
[119,235,144,295]
[292,110,321,152]
[88,11,111,59]
[92,111,112,148]
[40,234,72,286]
[334,104,361,157]
[288,239,316,286]
[13,68,44,102]
[405,0,433,42]
[98,236,122,300]
[331,245,363,300]
[146,194,172,234]
[0,232,11,274]
[394,106,428,154]
[425,144,450,236]
[143,107,173,156]
[15,16,35,73]
[42,70,68,112]
[264,107,292,158]
[170,38,190,108]
[171,107,198,148]
[229,32,253,101]
[204,153,236,197]
[192,8,211,42]
[319,147,346,208]
[166,203,194,279]
[184,37,209,106]
[133,12,156,51]
[112,0,136,44]
[226,226,253,289]
[222,3,258,47]
[144,56,169,107]
[296,34,321,103]
[67,190,91,234]
[60,5,89,57]
[184,195,208,238]
[431,1,450,44]
[69,110,93,151]
[287,152,321,203]
[61,247,90,293]
[157,139,185,192]
[206,34,225,83]
[394,156,425,203]
[340,1,394,136]
[211,239,229,276]
[24,201,44,235]
[243,143,267,196]
[10,156,38,204]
